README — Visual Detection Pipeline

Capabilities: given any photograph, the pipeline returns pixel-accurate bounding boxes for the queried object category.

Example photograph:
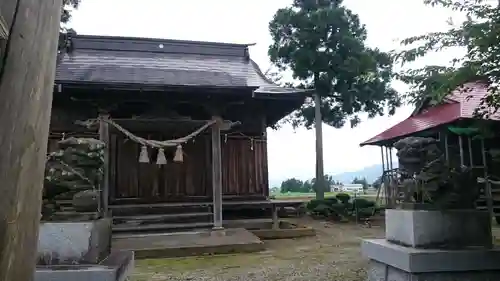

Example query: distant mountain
[329,163,398,184]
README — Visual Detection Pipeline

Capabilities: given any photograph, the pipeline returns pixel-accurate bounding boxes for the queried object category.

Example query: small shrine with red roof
[361,82,500,218]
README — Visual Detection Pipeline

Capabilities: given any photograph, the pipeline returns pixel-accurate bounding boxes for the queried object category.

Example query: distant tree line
[275,175,373,193]
[271,175,370,193]
[351,177,369,190]
[277,175,339,193]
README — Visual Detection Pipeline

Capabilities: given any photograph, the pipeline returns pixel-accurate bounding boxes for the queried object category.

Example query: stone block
[385,209,492,249]
[367,259,500,281]
[362,239,500,273]
[37,218,112,265]
[35,251,134,281]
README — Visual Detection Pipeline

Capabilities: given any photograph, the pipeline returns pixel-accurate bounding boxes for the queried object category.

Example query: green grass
[271,192,338,198]
[270,191,382,205]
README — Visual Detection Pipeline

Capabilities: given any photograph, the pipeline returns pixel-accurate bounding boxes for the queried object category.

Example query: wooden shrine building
[50,34,307,232]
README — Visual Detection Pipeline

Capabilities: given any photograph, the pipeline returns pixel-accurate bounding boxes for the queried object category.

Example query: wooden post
[99,114,110,217]
[0,1,62,281]
[211,116,223,230]
[271,204,279,229]
[459,135,464,166]
[481,139,494,232]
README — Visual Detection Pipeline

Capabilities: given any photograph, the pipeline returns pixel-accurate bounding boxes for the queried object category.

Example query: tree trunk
[0,1,62,281]
[314,91,325,200]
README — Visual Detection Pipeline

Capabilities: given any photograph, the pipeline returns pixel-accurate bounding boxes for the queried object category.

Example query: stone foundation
[35,251,134,281]
[385,209,492,249]
[362,209,500,281]
[368,259,500,281]
[37,218,112,264]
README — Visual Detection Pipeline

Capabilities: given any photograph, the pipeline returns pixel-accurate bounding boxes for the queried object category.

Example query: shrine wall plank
[110,134,269,203]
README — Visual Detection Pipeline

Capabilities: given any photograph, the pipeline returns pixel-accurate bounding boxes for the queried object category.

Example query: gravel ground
[133,217,385,281]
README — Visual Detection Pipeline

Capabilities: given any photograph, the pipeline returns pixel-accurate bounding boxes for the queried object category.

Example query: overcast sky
[69,0,462,184]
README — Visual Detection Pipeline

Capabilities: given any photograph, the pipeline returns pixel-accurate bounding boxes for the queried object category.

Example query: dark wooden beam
[211,116,223,230]
[99,114,110,217]
[0,1,62,280]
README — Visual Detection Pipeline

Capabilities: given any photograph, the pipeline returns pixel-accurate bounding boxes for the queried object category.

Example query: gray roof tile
[55,35,273,88]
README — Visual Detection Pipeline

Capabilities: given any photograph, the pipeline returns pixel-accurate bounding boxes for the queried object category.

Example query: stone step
[51,211,100,220]
[113,212,212,225]
[112,221,213,233]
[478,194,500,201]
[55,199,73,206]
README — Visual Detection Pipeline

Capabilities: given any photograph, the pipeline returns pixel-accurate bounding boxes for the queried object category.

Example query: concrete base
[224,219,316,239]
[112,228,264,259]
[35,250,134,281]
[368,260,500,281]
[386,209,492,249]
[37,218,112,265]
[363,239,500,281]
[251,225,315,240]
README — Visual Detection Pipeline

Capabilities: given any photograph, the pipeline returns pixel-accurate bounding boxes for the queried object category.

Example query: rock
[73,190,100,212]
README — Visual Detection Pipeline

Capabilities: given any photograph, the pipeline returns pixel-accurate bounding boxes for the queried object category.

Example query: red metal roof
[360,82,500,146]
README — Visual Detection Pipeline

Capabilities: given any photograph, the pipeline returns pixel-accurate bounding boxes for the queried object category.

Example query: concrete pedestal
[362,209,500,281]
[37,218,112,265]
[35,251,134,281]
[363,240,500,281]
[386,209,492,249]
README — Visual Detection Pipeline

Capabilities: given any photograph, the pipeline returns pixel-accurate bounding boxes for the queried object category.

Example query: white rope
[478,177,500,185]
[101,118,216,148]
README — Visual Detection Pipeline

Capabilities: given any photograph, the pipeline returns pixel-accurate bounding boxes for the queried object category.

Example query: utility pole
[0,1,62,281]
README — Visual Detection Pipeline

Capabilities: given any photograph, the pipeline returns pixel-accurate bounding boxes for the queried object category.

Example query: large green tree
[352,176,369,190]
[280,178,306,193]
[62,0,80,24]
[59,0,80,53]
[396,0,500,114]
[268,0,401,199]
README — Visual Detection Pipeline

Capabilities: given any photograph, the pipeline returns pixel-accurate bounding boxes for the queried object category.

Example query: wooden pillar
[99,114,110,217]
[0,1,62,281]
[211,116,223,229]
[271,204,279,229]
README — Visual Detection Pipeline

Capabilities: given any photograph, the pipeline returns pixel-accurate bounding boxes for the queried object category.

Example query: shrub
[307,198,339,211]
[330,202,348,214]
[324,197,339,204]
[336,193,351,203]
[344,202,354,211]
[352,198,375,209]
[307,194,378,221]
[312,204,331,216]
[355,207,375,219]
[306,199,322,210]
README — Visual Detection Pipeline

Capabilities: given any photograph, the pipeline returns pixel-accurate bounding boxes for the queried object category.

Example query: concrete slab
[35,251,134,281]
[224,220,316,239]
[385,209,492,249]
[37,218,112,265]
[362,239,500,273]
[112,228,264,258]
[368,259,500,281]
